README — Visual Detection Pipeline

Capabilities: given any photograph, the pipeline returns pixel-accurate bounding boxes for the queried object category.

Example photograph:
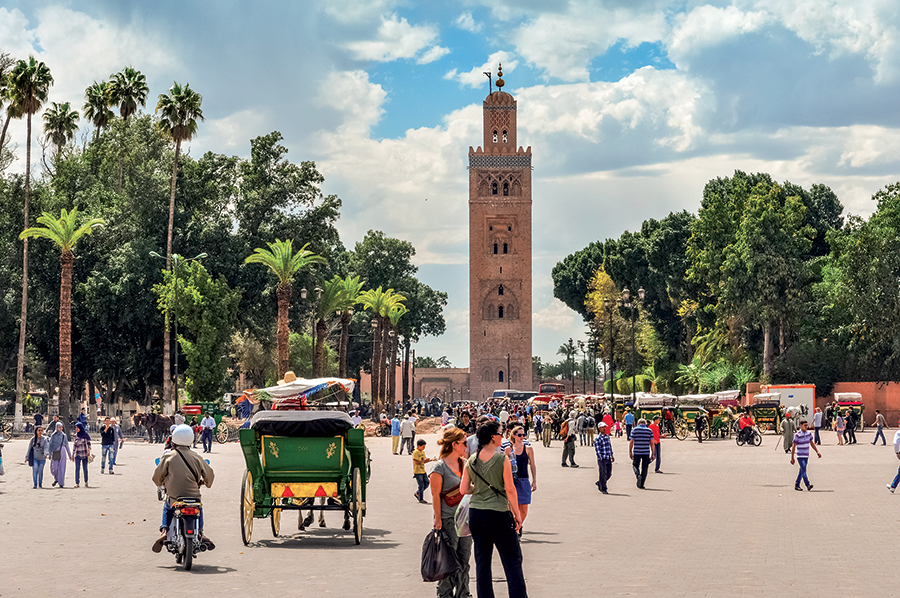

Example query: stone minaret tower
[468,64,533,400]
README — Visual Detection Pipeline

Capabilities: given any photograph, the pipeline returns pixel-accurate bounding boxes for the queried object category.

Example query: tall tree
[0,51,17,164]
[245,240,325,379]
[20,208,103,419]
[156,81,204,403]
[378,290,405,409]
[7,55,53,430]
[337,275,364,378]
[83,81,114,140]
[313,276,353,378]
[107,67,148,122]
[386,303,407,407]
[42,101,79,160]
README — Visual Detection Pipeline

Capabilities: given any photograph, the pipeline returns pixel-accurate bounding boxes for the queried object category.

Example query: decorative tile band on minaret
[468,64,533,401]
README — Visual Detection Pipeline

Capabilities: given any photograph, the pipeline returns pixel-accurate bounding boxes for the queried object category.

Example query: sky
[2,0,900,369]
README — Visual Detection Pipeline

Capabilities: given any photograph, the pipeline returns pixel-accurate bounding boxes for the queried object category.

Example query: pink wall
[824,382,900,427]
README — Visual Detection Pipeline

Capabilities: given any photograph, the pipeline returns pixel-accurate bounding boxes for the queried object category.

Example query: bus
[538,383,566,397]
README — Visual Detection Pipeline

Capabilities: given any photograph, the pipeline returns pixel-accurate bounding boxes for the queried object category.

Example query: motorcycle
[166,497,207,570]
[735,425,762,447]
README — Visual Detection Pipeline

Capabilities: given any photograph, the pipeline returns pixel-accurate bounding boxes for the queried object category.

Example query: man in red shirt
[649,416,662,473]
[738,412,755,444]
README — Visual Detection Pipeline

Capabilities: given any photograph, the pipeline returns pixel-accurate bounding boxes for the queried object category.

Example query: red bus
[538,383,566,397]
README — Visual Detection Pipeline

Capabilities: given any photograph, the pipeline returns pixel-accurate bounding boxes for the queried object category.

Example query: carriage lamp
[371,321,378,329]
[300,288,308,300]
[622,288,630,302]
[315,287,323,300]
[638,287,645,301]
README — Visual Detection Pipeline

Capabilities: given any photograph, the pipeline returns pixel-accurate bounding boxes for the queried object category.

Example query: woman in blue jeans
[460,421,528,598]
[25,426,49,488]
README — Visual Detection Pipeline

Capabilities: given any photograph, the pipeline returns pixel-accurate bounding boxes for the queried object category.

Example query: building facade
[468,67,533,401]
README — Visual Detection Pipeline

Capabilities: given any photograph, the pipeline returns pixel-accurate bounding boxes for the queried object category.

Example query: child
[411,439,435,503]
[614,421,623,437]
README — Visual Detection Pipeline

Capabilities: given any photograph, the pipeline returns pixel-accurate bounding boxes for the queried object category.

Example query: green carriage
[834,393,865,432]
[239,410,370,545]
[182,401,234,444]
[751,393,782,433]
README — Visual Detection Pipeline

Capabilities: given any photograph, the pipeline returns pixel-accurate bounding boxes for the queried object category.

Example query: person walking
[835,412,845,445]
[781,412,796,454]
[430,428,473,598]
[649,415,662,473]
[629,418,655,489]
[813,407,823,445]
[845,410,858,445]
[872,409,888,446]
[391,413,402,455]
[460,421,528,598]
[400,415,414,455]
[412,439,435,503]
[790,419,821,491]
[695,409,708,443]
[886,428,900,493]
[623,408,635,440]
[48,422,71,488]
[25,426,49,488]
[200,412,216,453]
[561,412,578,468]
[72,422,92,488]
[408,410,418,448]
[585,412,595,446]
[593,422,614,494]
[508,423,536,532]
[112,418,123,466]
[576,412,586,446]
[100,417,117,474]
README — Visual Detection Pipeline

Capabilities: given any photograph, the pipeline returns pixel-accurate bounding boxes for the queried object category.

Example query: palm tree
[20,208,103,419]
[676,357,706,394]
[7,55,52,431]
[338,275,364,378]
[386,303,408,408]
[359,287,399,413]
[313,277,347,378]
[245,240,326,379]
[107,67,148,121]
[42,101,79,159]
[156,82,204,403]
[378,290,406,408]
[83,81,114,140]
[0,52,18,156]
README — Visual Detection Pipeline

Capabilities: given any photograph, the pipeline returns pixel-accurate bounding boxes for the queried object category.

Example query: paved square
[1,428,896,597]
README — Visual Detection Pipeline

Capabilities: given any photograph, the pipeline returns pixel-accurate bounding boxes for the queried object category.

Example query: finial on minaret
[496,63,505,89]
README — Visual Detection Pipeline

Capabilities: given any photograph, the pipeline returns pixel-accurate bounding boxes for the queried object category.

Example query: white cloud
[669,5,770,60]
[444,51,519,89]
[345,14,442,63]
[533,300,577,331]
[204,109,269,150]
[417,45,451,65]
[455,12,483,33]
[316,70,387,136]
[321,0,404,24]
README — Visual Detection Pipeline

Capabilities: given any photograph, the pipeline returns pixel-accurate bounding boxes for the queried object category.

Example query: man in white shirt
[813,407,823,444]
[351,411,362,427]
[408,411,418,447]
[499,408,510,431]
[174,410,185,426]
[888,429,900,493]
[200,413,216,453]
[399,416,414,455]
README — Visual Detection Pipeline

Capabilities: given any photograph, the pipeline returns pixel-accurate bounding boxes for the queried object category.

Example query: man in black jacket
[100,417,117,474]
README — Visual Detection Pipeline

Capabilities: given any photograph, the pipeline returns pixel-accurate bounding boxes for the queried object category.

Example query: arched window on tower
[498,305,504,318]
[493,130,498,143]
[498,285,504,296]
[503,182,509,196]
[502,130,507,143]
[491,182,498,195]
[498,370,504,383]
[511,370,518,383]
[493,243,498,255]
[503,242,508,254]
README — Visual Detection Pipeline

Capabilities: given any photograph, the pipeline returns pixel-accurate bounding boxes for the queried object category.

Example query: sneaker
[561,463,569,468]
[33,485,37,489]
[100,469,105,474]
[52,480,57,487]
[319,520,326,528]
[888,484,895,494]
[74,484,80,488]
[794,486,802,491]
[109,470,114,475]
[601,490,609,494]
[807,485,814,491]
[570,463,580,468]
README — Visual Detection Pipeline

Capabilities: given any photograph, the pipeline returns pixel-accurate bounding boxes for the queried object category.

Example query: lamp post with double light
[577,339,587,394]
[619,287,645,404]
[149,251,206,411]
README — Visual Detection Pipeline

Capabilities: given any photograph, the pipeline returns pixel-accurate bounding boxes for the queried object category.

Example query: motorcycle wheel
[735,434,745,446]
[751,431,762,446]
[183,536,193,571]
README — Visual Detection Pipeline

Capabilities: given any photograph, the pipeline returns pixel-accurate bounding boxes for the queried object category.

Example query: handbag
[440,484,463,507]
[420,529,460,582]
[454,494,472,537]
[88,453,95,464]
[52,450,61,461]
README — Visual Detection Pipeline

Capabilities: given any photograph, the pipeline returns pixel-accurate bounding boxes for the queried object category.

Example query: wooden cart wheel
[271,497,281,537]
[216,421,229,444]
[241,469,254,545]
[674,421,688,441]
[352,467,363,545]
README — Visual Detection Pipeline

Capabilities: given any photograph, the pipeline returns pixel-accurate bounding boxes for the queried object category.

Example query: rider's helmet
[171,424,194,447]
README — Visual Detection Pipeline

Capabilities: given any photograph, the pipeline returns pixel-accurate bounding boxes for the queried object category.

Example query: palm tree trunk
[277,284,291,378]
[0,112,12,153]
[762,319,774,381]
[339,311,350,378]
[402,338,410,401]
[370,324,382,415]
[388,331,398,408]
[14,112,32,431]
[379,321,389,410]
[314,318,327,377]
[58,250,74,415]
[162,139,182,404]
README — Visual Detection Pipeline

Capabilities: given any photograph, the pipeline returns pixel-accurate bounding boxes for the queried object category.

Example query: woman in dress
[72,422,92,488]
[25,426,49,488]
[507,423,536,533]
[460,421,527,598]
[48,422,71,488]
[429,427,473,598]
[835,412,845,445]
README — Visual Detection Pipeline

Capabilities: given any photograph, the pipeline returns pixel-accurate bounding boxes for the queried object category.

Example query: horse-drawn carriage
[751,393,782,433]
[238,378,368,546]
[834,392,865,432]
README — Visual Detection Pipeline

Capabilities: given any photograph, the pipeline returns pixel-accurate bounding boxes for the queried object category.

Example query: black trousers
[469,508,528,598]
[597,459,612,491]
[632,455,650,488]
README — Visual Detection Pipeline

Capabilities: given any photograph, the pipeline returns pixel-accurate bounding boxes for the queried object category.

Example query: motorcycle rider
[738,411,756,444]
[151,424,215,553]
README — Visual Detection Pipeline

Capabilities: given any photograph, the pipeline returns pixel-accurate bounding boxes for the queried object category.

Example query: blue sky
[3,0,900,369]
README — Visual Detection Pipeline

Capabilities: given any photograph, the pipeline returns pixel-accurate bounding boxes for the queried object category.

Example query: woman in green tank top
[460,421,528,597]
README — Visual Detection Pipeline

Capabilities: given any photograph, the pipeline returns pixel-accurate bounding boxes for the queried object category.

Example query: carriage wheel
[674,422,688,441]
[271,497,281,537]
[240,469,254,545]
[216,421,229,444]
[351,467,363,545]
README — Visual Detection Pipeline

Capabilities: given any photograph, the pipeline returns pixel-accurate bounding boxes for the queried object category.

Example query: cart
[834,393,865,432]
[239,410,370,545]
[181,401,237,444]
[751,393,782,433]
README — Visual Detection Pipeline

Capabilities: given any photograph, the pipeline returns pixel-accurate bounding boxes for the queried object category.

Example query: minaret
[468,64,533,400]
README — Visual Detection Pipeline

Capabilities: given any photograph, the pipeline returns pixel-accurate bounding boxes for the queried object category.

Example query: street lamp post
[619,287,645,404]
[568,337,574,393]
[370,320,379,412]
[604,299,614,397]
[577,340,587,394]
[300,286,323,377]
[150,251,206,412]
[506,353,511,390]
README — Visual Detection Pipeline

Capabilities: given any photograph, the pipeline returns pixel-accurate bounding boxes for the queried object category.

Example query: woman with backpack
[25,426,49,488]
[460,420,528,598]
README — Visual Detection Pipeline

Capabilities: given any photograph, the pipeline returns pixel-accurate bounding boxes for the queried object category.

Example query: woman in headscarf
[48,422,71,488]
[73,422,92,488]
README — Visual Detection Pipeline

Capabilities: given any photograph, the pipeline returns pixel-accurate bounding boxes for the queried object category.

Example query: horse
[132,413,174,443]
